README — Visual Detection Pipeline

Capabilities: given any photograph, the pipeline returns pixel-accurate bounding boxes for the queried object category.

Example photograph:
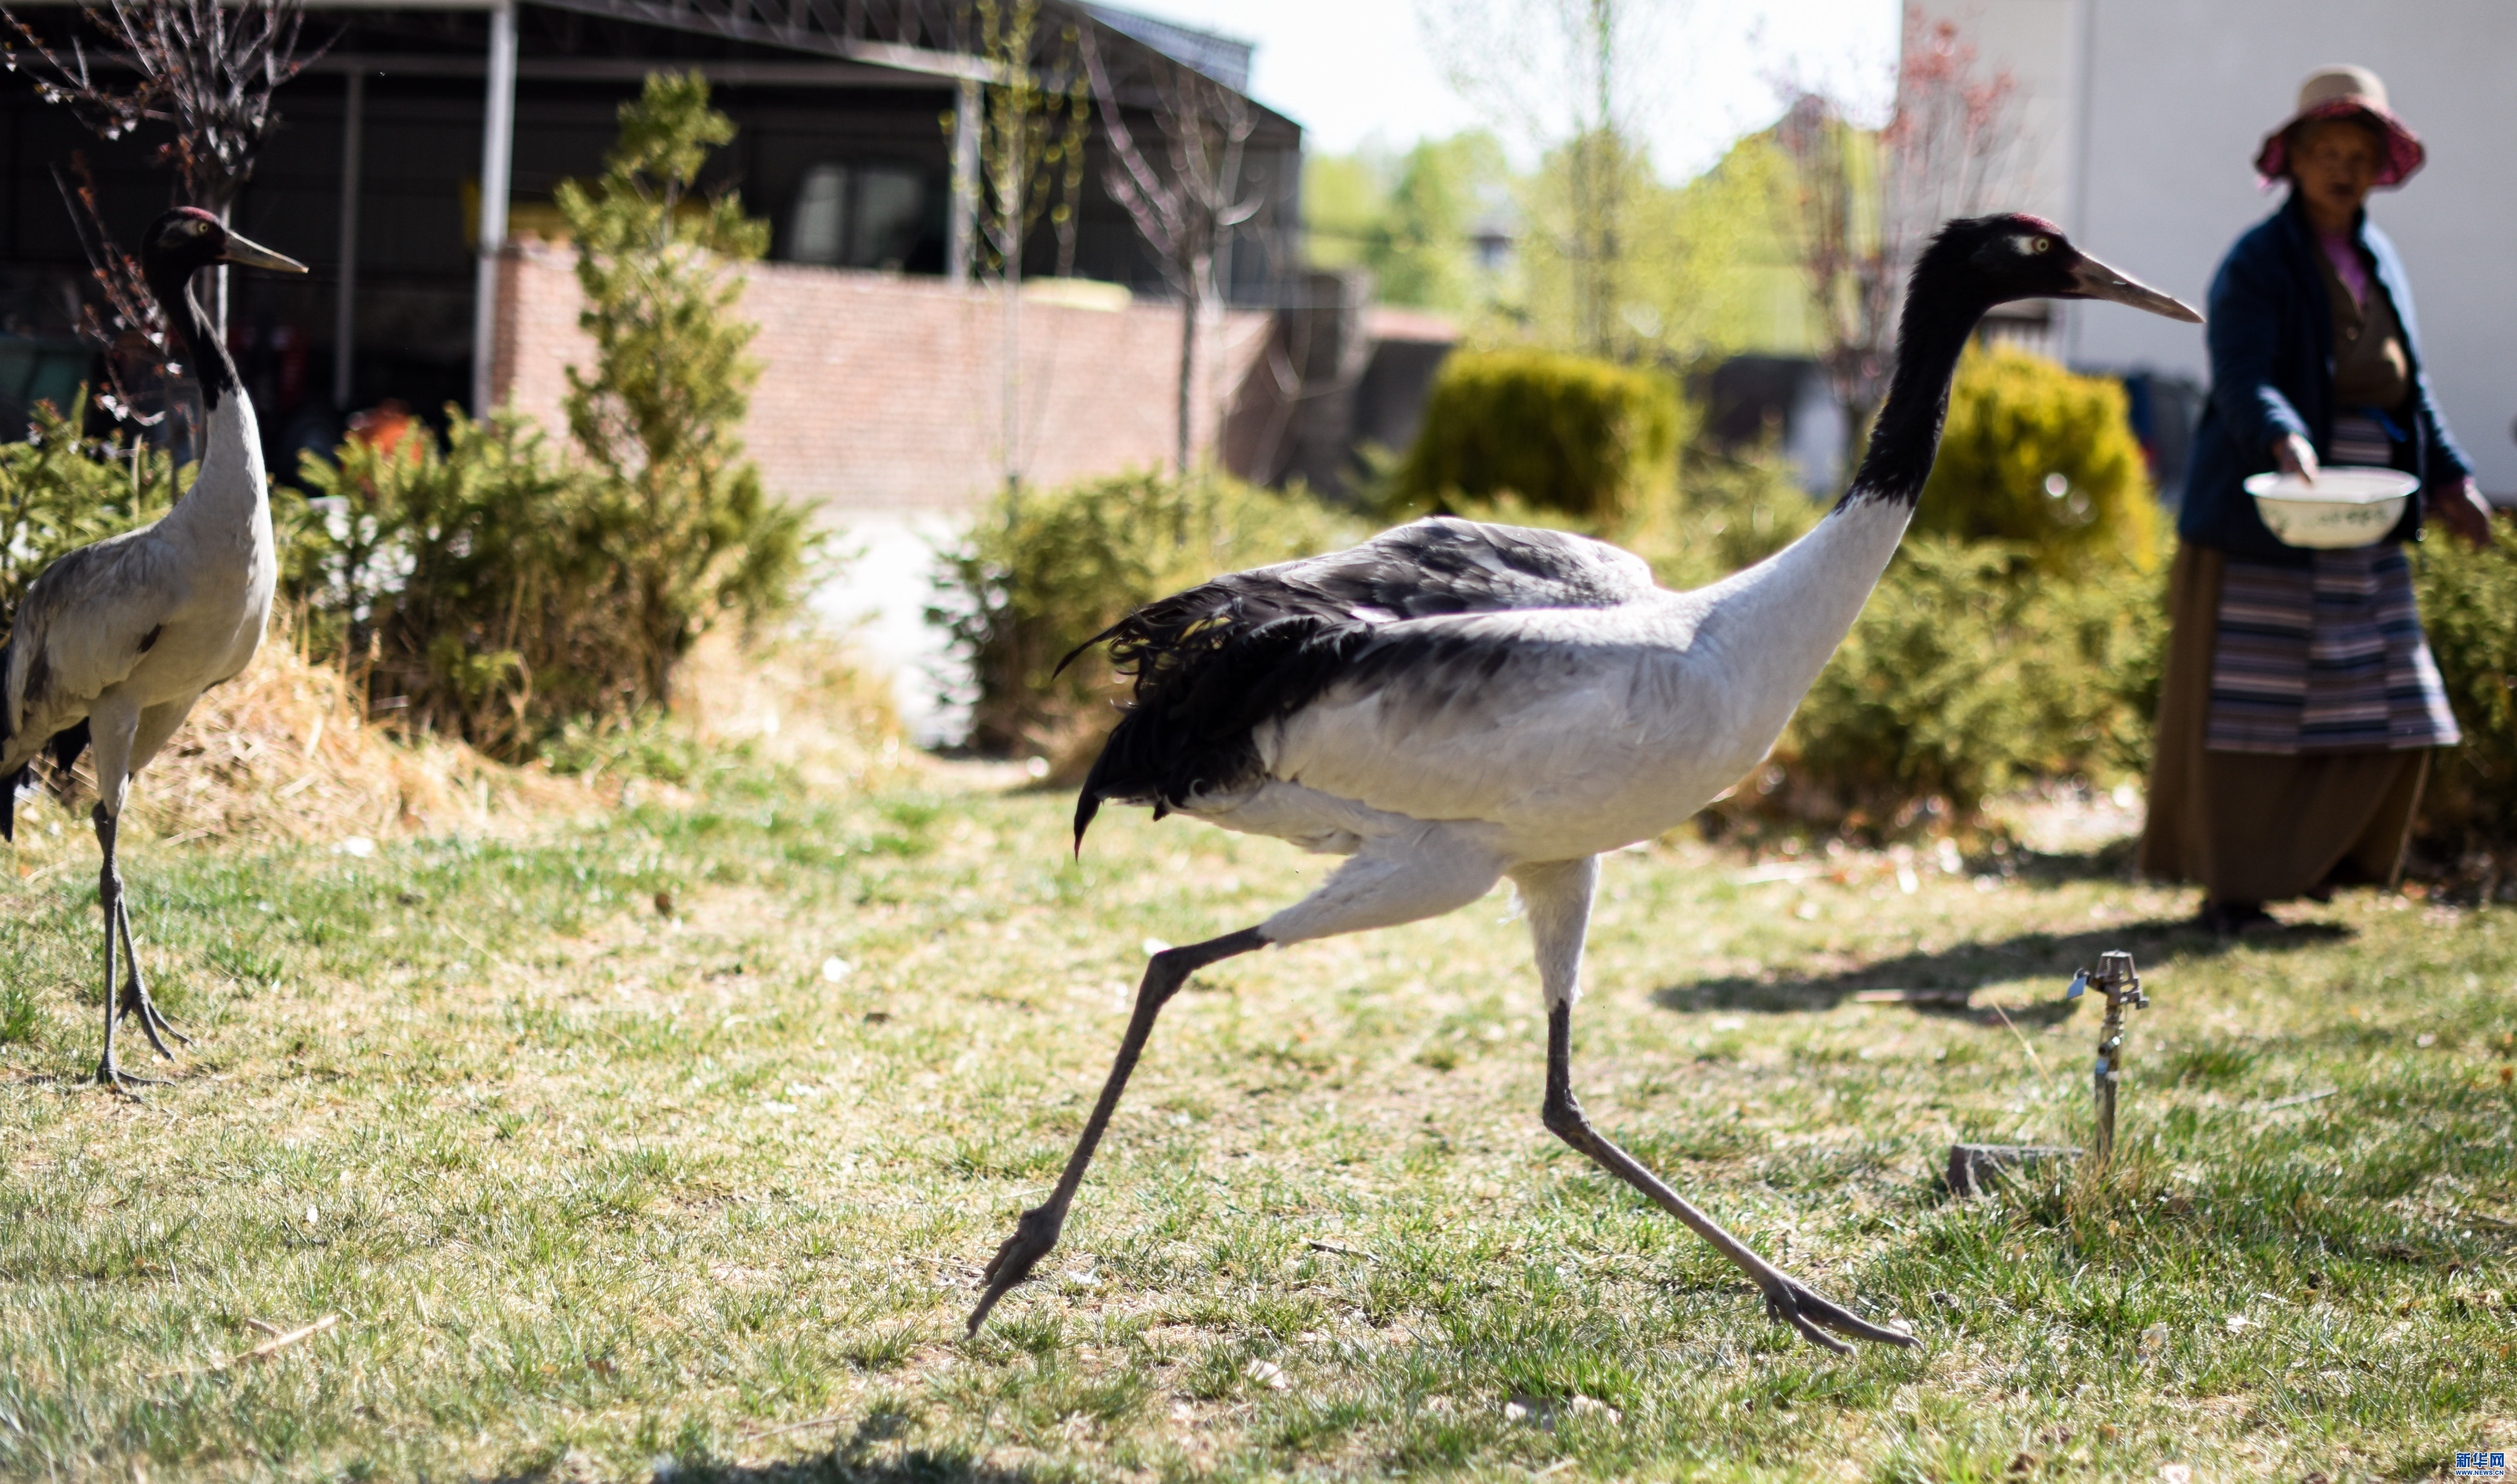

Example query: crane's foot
[967,1204,1065,1336]
[94,1050,170,1094]
[116,976,191,1060]
[1761,1274,1914,1354]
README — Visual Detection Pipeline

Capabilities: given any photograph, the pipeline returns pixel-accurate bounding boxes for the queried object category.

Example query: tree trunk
[1176,273,1201,478]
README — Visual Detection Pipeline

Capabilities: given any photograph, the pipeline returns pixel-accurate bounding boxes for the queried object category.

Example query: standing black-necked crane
[0,207,307,1090]
[966,215,2202,1353]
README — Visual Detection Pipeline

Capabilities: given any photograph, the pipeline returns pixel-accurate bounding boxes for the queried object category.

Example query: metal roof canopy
[11,0,1288,414]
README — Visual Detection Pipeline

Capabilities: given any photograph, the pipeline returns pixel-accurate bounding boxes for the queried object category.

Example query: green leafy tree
[555,71,808,709]
[1306,132,1511,314]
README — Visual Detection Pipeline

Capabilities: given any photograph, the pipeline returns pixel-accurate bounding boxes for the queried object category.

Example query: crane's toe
[94,1052,170,1093]
[967,1204,1065,1336]
[115,977,191,1058]
[1763,1278,1915,1353]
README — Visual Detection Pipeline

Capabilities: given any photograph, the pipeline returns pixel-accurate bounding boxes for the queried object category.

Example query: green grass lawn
[1,764,2511,1482]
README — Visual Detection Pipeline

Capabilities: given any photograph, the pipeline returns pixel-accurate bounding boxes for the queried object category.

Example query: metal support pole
[333,68,365,412]
[469,0,517,417]
[947,75,979,289]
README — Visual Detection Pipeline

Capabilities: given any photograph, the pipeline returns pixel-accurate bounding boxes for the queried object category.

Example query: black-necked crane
[966,215,2202,1353]
[0,207,307,1090]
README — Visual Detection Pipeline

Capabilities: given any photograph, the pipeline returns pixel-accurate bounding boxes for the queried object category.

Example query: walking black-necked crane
[966,215,2202,1353]
[0,207,307,1090]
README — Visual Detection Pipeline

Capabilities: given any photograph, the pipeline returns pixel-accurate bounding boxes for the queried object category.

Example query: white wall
[1933,0,2517,493]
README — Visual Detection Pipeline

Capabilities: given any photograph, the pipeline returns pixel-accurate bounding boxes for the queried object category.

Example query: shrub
[0,394,183,618]
[1916,345,2160,571]
[1724,537,2164,834]
[1392,349,1683,524]
[1634,449,1822,592]
[2412,523,2517,860]
[556,72,808,711]
[931,470,1360,762]
[292,409,632,757]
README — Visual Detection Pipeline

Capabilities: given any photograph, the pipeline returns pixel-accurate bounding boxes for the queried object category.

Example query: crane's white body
[1,394,275,809]
[1157,499,1913,968]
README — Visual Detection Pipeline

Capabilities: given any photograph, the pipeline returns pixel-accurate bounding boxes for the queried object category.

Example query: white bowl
[2244,466,2419,549]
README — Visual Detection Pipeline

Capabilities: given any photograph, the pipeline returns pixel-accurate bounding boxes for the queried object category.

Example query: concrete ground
[809,507,971,747]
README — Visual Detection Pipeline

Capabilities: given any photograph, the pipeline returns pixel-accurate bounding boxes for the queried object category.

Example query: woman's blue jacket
[2178,192,2472,566]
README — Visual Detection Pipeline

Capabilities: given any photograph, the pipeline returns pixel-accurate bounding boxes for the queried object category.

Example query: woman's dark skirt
[2138,542,2430,903]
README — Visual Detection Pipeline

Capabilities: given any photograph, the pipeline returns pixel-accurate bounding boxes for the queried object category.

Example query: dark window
[785,161,931,271]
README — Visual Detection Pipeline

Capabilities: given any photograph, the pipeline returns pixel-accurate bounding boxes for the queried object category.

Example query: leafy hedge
[930,470,1360,765]
[291,410,642,757]
[1392,349,1682,524]
[1916,345,2160,571]
[0,396,182,620]
[2412,523,2517,861]
[1768,539,2164,830]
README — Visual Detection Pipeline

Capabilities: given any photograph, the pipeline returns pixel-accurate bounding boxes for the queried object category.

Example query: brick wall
[488,243,1273,513]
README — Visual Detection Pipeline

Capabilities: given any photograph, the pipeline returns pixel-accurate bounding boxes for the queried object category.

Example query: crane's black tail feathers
[0,723,91,844]
[1069,588,1371,850]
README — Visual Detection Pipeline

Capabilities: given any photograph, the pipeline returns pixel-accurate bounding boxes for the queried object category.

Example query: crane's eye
[2030,236,2053,254]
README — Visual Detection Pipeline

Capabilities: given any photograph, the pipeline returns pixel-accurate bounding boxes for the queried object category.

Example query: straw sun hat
[2253,65,2425,187]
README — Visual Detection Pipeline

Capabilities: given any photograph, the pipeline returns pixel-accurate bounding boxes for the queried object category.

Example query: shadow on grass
[482,1412,1057,1484]
[1651,912,2354,1019]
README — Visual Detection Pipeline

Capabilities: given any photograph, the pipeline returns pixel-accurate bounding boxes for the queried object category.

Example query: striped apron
[2206,542,2460,754]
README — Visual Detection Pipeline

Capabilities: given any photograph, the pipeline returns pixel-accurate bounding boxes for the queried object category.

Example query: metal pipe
[469,0,517,417]
[948,75,979,289]
[333,68,364,411]
[2068,951,2147,1164]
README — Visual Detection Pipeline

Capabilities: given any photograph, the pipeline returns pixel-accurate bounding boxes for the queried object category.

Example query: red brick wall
[489,244,1272,512]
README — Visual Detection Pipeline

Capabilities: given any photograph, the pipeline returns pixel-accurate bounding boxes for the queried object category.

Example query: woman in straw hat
[2141,65,2495,936]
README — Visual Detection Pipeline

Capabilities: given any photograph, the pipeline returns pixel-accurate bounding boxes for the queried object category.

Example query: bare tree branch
[51,155,183,440]
[1080,24,1263,474]
[2,0,327,212]
[1775,4,2017,470]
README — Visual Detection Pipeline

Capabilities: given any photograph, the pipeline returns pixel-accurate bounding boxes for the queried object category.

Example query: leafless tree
[1080,24,1264,477]
[3,0,325,336]
[51,154,184,444]
[1776,5,2018,469]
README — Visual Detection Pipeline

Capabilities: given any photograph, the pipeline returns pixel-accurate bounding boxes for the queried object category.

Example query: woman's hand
[2428,476,2496,547]
[2272,432,2320,483]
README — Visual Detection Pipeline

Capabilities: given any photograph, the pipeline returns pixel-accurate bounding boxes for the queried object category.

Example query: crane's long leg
[114,883,189,1054]
[967,925,1269,1334]
[966,823,1508,1335]
[1512,858,1912,1355]
[92,806,172,1089]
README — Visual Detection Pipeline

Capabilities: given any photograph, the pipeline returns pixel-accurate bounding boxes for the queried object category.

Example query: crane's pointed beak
[2065,252,2200,323]
[219,231,309,273]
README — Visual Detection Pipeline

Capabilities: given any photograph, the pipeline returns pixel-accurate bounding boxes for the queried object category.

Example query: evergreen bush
[932,470,1359,764]
[1916,345,2160,571]
[0,395,182,618]
[2412,524,2517,861]
[1773,538,2163,828]
[1391,349,1682,524]
[292,410,630,757]
[556,72,810,711]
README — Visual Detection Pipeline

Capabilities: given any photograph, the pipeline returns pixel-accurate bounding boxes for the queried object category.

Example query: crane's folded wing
[4,530,181,734]
[1251,610,1729,835]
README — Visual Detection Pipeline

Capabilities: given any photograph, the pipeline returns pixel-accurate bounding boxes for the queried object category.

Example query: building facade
[1931,0,2517,496]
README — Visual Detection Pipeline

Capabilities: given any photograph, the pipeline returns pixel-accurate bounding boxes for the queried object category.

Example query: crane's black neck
[1836,276,1996,509]
[145,255,237,415]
